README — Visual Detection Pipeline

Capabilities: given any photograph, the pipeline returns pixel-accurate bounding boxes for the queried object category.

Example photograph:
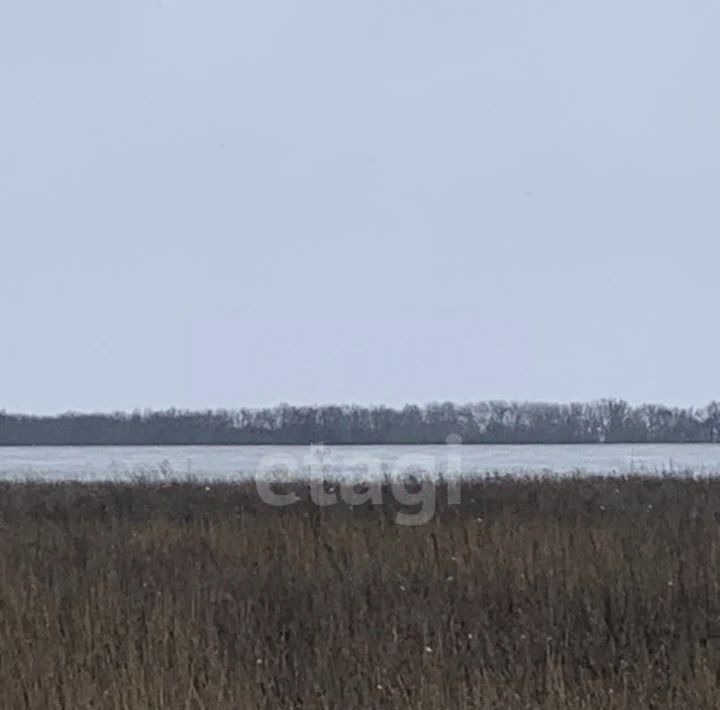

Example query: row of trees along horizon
[1,400,720,445]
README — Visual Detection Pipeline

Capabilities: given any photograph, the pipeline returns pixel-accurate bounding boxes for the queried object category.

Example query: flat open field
[3,476,720,708]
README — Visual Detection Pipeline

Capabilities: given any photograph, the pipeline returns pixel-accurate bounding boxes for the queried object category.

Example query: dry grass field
[2,475,720,708]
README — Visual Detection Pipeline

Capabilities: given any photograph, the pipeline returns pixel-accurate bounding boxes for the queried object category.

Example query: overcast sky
[1,0,719,414]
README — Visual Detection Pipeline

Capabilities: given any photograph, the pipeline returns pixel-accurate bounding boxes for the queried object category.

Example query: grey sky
[1,0,718,414]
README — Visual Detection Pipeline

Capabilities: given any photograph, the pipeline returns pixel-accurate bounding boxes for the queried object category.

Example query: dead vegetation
[2,475,720,708]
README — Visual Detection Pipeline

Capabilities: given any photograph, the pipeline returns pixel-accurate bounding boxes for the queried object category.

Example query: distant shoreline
[1,399,719,446]
[0,441,719,448]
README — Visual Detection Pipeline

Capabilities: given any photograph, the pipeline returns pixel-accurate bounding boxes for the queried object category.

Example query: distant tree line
[1,400,720,446]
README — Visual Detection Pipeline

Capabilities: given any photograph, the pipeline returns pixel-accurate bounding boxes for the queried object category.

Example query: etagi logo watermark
[255,437,463,526]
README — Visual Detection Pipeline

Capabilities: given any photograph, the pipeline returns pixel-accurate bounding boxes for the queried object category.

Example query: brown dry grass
[2,475,720,708]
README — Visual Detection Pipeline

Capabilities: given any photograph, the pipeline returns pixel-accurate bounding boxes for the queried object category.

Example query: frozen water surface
[1,444,719,481]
